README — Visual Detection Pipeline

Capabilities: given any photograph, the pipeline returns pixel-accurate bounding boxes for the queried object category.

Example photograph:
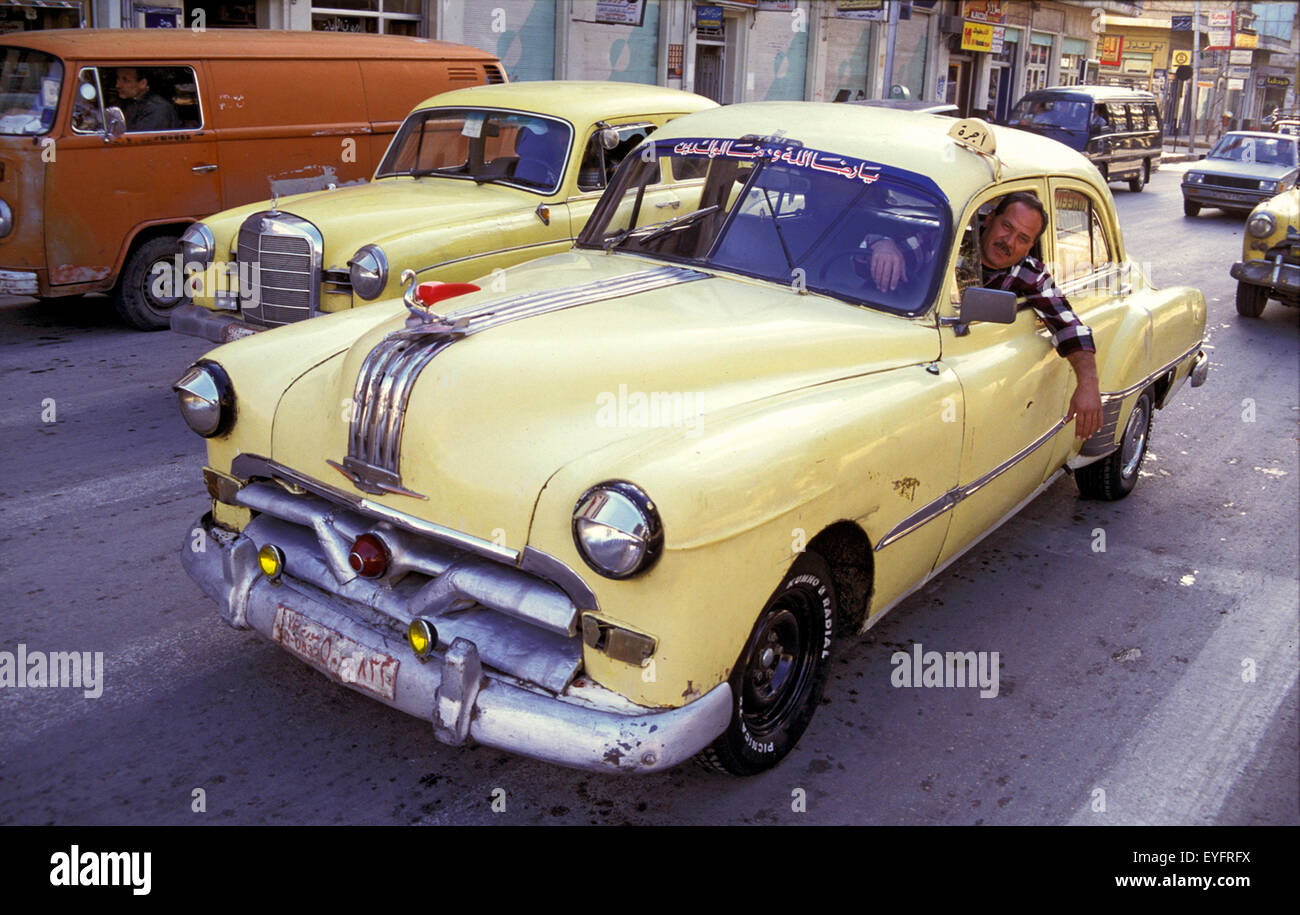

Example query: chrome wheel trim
[1120,398,1149,480]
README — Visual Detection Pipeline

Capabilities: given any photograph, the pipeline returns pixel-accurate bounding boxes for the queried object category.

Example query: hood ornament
[402,269,476,332]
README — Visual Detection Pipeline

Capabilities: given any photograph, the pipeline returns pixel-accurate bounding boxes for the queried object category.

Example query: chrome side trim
[227,454,599,613]
[875,419,1066,551]
[415,239,567,275]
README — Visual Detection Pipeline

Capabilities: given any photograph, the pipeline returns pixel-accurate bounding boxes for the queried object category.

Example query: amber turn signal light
[258,544,285,580]
[407,619,437,660]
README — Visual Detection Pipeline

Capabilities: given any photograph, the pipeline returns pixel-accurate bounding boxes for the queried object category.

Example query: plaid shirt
[982,256,1095,357]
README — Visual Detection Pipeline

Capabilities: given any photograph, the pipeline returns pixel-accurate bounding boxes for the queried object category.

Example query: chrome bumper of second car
[181,511,732,773]
[170,302,265,343]
[1231,257,1300,296]
[1182,184,1270,210]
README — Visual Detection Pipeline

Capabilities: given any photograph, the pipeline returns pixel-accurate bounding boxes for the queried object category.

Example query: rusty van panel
[0,142,46,282]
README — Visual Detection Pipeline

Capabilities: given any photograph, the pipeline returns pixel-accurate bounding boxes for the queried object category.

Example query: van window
[71,65,201,134]
[577,122,657,192]
[0,46,62,136]
[1093,104,1124,134]
[1142,103,1160,131]
[1009,97,1089,131]
[1053,188,1113,284]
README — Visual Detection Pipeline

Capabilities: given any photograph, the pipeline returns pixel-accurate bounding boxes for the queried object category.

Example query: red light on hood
[417,282,480,308]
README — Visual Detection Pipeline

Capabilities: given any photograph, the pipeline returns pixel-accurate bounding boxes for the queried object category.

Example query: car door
[933,180,1075,570]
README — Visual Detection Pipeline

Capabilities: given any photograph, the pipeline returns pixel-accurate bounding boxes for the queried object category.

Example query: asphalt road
[1,163,1296,827]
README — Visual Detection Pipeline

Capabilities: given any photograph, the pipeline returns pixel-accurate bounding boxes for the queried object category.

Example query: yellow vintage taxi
[175,104,1208,775]
[170,81,716,343]
[1231,186,1300,317]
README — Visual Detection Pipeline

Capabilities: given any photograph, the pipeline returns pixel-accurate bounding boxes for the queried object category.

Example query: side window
[953,191,1047,294]
[1126,103,1145,131]
[104,66,201,133]
[1143,103,1160,132]
[577,122,657,192]
[70,67,104,134]
[1052,188,1114,284]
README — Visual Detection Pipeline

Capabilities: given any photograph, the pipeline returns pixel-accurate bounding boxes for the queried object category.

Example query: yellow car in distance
[170,81,716,343]
[175,105,1209,775]
[1231,187,1300,317]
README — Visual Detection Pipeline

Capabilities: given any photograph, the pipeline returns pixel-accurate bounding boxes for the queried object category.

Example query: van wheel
[1235,281,1268,317]
[1183,199,1201,218]
[1076,390,1152,501]
[1099,164,1110,184]
[1129,161,1148,192]
[115,235,183,331]
[698,551,836,776]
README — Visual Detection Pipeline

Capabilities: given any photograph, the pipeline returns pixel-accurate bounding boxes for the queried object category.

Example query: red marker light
[349,533,390,579]
[416,282,480,308]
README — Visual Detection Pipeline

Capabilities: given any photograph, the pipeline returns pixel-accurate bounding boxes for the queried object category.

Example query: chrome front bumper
[170,302,265,344]
[1181,184,1270,210]
[1231,257,1300,297]
[0,269,39,296]
[182,512,732,773]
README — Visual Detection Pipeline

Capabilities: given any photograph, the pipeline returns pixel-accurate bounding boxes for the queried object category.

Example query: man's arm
[1065,349,1103,440]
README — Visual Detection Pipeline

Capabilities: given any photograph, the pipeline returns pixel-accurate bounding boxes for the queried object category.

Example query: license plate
[272,604,399,701]
[221,323,260,343]
[1219,192,1255,202]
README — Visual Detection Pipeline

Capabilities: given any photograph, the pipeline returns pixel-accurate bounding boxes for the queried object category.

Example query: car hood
[266,251,940,546]
[1188,157,1297,181]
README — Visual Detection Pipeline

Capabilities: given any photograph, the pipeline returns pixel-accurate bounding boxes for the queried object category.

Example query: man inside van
[863,192,1103,440]
[114,68,179,133]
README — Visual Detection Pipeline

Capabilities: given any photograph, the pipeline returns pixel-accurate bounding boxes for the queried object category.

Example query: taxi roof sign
[947,118,1001,180]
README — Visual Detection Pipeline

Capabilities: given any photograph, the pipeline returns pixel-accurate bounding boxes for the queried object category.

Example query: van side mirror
[103,106,126,141]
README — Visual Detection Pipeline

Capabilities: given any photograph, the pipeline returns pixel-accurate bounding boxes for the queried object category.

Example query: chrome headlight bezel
[179,222,215,267]
[348,244,389,300]
[173,360,235,438]
[0,198,12,238]
[1247,211,1277,238]
[572,481,664,580]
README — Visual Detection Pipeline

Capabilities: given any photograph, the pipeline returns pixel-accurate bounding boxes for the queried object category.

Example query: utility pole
[1191,0,1201,152]
[882,0,900,99]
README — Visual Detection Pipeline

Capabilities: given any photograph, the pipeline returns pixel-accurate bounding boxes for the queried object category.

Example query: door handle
[655,199,680,209]
[191,164,218,174]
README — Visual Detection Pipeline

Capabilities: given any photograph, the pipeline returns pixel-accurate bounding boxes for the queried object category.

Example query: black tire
[699,551,837,776]
[1076,389,1152,501]
[1099,164,1110,184]
[1235,281,1268,317]
[114,235,183,330]
[1129,161,1148,193]
[1183,199,1201,218]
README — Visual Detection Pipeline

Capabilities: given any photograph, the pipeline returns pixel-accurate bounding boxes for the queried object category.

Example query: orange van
[0,29,504,328]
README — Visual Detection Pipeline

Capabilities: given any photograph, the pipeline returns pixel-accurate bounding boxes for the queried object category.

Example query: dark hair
[991,192,1048,241]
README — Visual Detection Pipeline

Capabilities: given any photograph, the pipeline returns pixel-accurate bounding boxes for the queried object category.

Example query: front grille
[1203,174,1264,190]
[236,212,322,327]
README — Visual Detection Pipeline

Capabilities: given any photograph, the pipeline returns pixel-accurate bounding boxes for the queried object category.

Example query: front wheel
[1235,281,1268,317]
[699,551,837,776]
[115,235,183,331]
[1183,199,1201,218]
[1076,390,1152,500]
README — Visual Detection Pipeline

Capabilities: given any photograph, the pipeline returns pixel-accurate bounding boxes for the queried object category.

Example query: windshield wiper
[633,205,721,245]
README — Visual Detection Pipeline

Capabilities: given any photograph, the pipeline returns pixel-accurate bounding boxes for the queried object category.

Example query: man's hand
[868,238,908,291]
[1065,350,1103,440]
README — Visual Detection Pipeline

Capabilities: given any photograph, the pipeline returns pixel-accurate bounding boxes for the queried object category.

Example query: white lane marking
[1068,561,1299,825]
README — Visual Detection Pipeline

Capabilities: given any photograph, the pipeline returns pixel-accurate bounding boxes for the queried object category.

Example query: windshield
[578,137,951,316]
[1009,97,1089,132]
[1208,134,1298,167]
[376,107,574,194]
[0,47,62,136]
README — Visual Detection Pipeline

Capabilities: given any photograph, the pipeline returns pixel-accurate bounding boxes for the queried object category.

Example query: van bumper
[182,512,732,773]
[0,269,39,296]
[170,302,264,343]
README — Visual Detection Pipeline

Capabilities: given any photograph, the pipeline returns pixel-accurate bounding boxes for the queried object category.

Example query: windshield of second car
[0,47,62,136]
[577,137,951,316]
[1209,134,1299,167]
[1009,98,1088,132]
[376,107,573,194]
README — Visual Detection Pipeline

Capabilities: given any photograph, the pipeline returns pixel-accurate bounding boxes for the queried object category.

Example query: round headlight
[173,360,234,438]
[179,222,214,266]
[0,198,12,238]
[572,481,663,579]
[348,244,389,301]
[1247,211,1277,238]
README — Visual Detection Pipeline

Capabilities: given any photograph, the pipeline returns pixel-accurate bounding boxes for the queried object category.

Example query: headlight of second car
[1259,179,1280,194]
[572,481,663,579]
[1185,172,1204,185]
[1247,211,1277,238]
[173,360,234,437]
[179,222,215,267]
[348,244,389,300]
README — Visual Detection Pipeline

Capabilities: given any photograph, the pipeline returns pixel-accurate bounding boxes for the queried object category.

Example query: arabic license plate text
[272,605,399,701]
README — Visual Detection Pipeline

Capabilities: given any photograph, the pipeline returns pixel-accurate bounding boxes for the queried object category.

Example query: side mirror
[959,286,1017,325]
[103,106,126,141]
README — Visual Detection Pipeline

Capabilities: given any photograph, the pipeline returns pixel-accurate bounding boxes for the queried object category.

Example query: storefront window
[312,0,423,35]
[1025,41,1051,93]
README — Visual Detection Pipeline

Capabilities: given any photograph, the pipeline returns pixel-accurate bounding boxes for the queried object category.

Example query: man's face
[980,201,1044,271]
[115,69,147,101]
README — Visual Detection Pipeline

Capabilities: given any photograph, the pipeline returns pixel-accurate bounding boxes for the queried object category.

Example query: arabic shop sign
[1099,35,1123,67]
[961,0,1004,24]
[961,20,995,53]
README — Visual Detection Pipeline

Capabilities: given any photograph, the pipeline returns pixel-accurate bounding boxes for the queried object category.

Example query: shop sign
[961,20,995,53]
[1226,78,1244,92]
[1099,35,1123,67]
[1266,75,1291,87]
[1234,32,1257,49]
[1229,49,1252,65]
[1123,39,1162,54]
[1206,9,1233,50]
[834,0,887,20]
[1228,65,1252,80]
[1171,49,1192,67]
[594,0,646,26]
[1171,14,1192,31]
[961,0,1004,24]
[696,4,723,34]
